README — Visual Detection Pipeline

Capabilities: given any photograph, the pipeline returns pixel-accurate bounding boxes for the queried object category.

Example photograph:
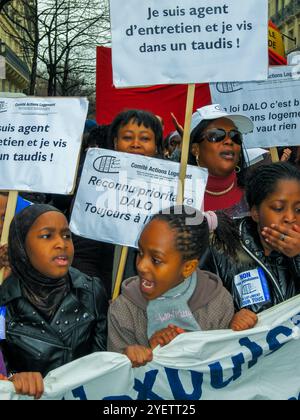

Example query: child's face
[0,195,8,238]
[114,119,157,157]
[25,211,74,279]
[136,219,190,300]
[251,179,300,242]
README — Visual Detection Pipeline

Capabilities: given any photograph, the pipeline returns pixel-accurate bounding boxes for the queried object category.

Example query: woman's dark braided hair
[211,210,241,258]
[245,161,300,209]
[150,205,209,261]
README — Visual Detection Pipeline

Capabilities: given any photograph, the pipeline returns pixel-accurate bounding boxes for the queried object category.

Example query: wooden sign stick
[176,84,196,204]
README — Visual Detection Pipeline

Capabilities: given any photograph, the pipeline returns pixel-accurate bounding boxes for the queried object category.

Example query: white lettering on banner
[70,149,208,248]
[210,66,300,148]
[110,0,268,87]
[1,297,300,400]
[0,98,88,193]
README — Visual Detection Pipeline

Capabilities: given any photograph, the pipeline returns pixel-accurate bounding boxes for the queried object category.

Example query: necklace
[205,181,235,196]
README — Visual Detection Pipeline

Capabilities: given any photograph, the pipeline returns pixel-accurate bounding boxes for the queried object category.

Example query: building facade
[269,0,300,53]
[0,1,33,93]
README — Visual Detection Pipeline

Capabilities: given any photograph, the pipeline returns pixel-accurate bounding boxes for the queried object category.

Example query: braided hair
[151,205,209,261]
[245,162,300,209]
[211,210,240,257]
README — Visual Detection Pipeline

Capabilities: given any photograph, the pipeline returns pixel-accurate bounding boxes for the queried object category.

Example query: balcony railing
[0,41,30,80]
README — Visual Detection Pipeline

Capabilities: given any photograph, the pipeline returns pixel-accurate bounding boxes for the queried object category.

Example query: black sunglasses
[199,128,243,146]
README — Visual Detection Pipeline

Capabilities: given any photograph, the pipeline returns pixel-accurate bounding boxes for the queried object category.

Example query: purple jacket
[0,350,7,376]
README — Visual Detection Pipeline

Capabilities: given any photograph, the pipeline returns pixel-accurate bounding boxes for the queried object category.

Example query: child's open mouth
[140,278,155,293]
[53,255,69,267]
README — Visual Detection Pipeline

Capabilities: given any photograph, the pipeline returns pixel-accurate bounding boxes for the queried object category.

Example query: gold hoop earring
[235,165,241,173]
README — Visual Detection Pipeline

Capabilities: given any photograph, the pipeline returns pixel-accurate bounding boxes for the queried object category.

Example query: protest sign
[110,0,268,87]
[210,66,300,148]
[245,148,269,166]
[15,196,31,214]
[0,97,88,193]
[70,149,208,248]
[1,295,300,400]
[96,46,212,135]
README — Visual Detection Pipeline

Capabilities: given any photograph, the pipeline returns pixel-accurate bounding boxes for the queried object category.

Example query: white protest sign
[1,296,300,400]
[245,148,269,166]
[110,0,268,87]
[210,66,300,148]
[0,97,88,193]
[70,149,208,248]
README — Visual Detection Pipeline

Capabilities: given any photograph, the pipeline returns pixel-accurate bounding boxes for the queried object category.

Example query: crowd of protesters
[1,105,300,399]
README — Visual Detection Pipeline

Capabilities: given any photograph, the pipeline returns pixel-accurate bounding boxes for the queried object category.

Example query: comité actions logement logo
[93,155,121,174]
[0,101,8,113]
[216,82,243,93]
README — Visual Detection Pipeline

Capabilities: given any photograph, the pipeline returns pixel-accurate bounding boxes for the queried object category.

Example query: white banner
[210,66,300,148]
[70,149,208,248]
[0,97,88,193]
[110,0,268,87]
[1,296,300,400]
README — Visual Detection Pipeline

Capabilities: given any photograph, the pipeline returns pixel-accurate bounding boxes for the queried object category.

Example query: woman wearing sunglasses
[190,104,253,217]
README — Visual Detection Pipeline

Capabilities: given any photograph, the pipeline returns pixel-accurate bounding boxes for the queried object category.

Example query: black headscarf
[8,204,71,321]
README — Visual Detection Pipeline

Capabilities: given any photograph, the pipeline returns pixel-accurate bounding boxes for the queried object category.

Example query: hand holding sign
[230,309,258,331]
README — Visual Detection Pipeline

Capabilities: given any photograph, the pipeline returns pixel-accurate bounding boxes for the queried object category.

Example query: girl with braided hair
[108,205,250,368]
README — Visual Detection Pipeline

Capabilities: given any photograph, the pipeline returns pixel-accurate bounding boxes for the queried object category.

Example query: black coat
[200,217,300,313]
[0,267,108,377]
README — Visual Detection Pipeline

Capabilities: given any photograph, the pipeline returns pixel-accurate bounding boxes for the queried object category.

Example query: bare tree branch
[2,0,111,97]
[0,0,11,12]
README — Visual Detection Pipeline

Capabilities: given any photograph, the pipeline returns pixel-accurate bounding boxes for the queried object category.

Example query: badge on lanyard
[0,307,6,340]
[234,268,271,308]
